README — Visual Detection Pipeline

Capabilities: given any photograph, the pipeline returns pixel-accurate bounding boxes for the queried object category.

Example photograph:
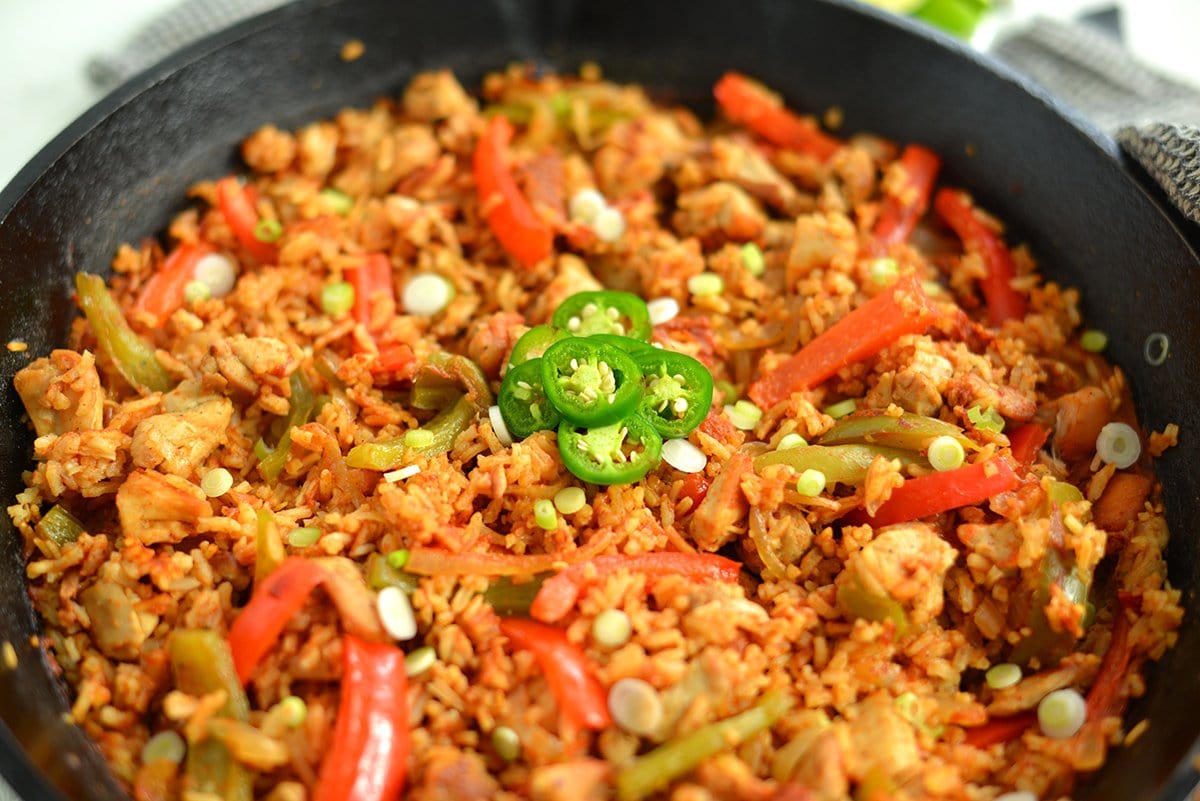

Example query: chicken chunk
[410,746,500,801]
[530,759,610,801]
[786,727,848,801]
[847,693,919,778]
[116,470,210,545]
[15,349,105,437]
[33,428,131,498]
[672,182,767,247]
[785,212,857,285]
[710,137,802,213]
[208,335,298,415]
[402,70,476,122]
[945,372,1036,423]
[530,254,602,323]
[131,397,233,477]
[81,578,156,661]
[465,311,527,378]
[838,523,956,626]
[241,125,297,174]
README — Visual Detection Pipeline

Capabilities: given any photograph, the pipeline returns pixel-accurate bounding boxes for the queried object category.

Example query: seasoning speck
[6,340,27,352]
[340,39,365,62]
[2,641,17,670]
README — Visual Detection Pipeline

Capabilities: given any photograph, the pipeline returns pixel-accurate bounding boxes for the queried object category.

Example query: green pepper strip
[509,325,571,366]
[616,690,793,801]
[587,334,657,357]
[346,395,475,471]
[365,552,420,595]
[417,352,493,412]
[634,349,713,439]
[258,372,318,481]
[1010,548,1089,666]
[75,272,174,393]
[35,505,84,546]
[819,411,976,452]
[754,444,924,487]
[558,415,662,486]
[482,574,548,616]
[168,630,252,801]
[541,338,643,427]
[498,358,561,439]
[254,509,285,587]
[837,574,908,632]
[552,290,652,341]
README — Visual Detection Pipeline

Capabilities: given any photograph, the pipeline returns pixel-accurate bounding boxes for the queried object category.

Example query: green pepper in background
[482,574,548,616]
[168,630,252,801]
[552,290,652,340]
[754,443,924,486]
[558,416,662,485]
[859,0,992,38]
[346,395,476,471]
[75,272,175,394]
[498,358,561,438]
[508,324,571,366]
[365,552,420,595]
[541,338,644,427]
[257,371,318,481]
[418,352,493,411]
[1010,548,1089,666]
[819,410,975,453]
[837,573,909,632]
[616,690,794,801]
[254,509,285,587]
[634,349,713,439]
[35,505,84,546]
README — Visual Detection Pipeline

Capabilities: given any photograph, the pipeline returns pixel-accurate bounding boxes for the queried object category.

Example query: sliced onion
[489,405,513,446]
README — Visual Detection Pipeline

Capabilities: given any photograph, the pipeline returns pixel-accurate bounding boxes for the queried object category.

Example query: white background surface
[2,0,1200,191]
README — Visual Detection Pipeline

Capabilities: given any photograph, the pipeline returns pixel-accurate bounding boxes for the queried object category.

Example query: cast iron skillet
[1,0,1198,798]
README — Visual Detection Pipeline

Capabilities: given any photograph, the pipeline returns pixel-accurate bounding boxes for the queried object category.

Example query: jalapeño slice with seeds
[498,358,561,438]
[552,290,652,340]
[508,324,571,366]
[557,415,663,485]
[634,350,713,438]
[540,338,643,427]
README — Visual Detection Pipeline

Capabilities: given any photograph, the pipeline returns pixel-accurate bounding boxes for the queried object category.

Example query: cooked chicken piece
[208,335,298,415]
[832,144,878,208]
[131,397,233,477]
[15,349,105,437]
[987,653,1100,716]
[690,450,753,551]
[1093,472,1153,533]
[945,372,1036,423]
[81,578,156,660]
[529,758,610,801]
[785,212,857,284]
[847,693,919,777]
[116,470,210,545]
[403,70,476,122]
[466,311,527,378]
[310,557,387,642]
[694,753,776,801]
[241,125,297,173]
[594,113,693,198]
[411,746,500,801]
[672,182,766,247]
[1052,386,1111,461]
[710,137,802,213]
[531,254,603,323]
[787,727,848,801]
[33,428,131,498]
[296,121,339,180]
[838,523,956,626]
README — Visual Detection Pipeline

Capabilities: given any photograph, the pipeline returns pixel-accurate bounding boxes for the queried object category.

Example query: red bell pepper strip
[845,458,1019,528]
[713,72,840,161]
[934,188,1027,326]
[133,241,215,324]
[347,252,394,336]
[228,557,327,684]
[499,618,611,731]
[369,342,417,379]
[473,115,554,268]
[1008,423,1050,467]
[963,711,1035,748]
[1086,607,1133,723]
[748,274,940,409]
[531,552,741,624]
[872,145,941,252]
[314,636,411,801]
[215,177,278,264]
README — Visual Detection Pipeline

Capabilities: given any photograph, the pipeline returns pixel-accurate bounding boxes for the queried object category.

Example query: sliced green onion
[402,273,454,316]
[740,243,765,277]
[404,429,436,449]
[687,272,724,297]
[922,279,944,297]
[405,645,437,677]
[927,435,965,472]
[286,527,321,548]
[714,380,737,403]
[254,218,283,243]
[253,438,272,461]
[492,726,521,762]
[200,467,233,498]
[1080,329,1108,353]
[320,281,355,317]
[592,609,633,649]
[194,253,238,298]
[608,677,664,737]
[553,487,587,515]
[140,730,186,765]
[985,663,1022,690]
[1046,479,1084,505]
[867,257,899,285]
[1144,332,1170,366]
[319,188,354,215]
[646,297,680,326]
[276,695,307,728]
[1037,688,1086,739]
[533,499,558,530]
[183,280,212,304]
[383,465,422,483]
[386,549,410,570]
[795,469,827,497]
[966,404,1005,433]
[777,433,807,450]
[376,585,417,641]
[1095,422,1141,469]
[823,398,858,420]
[569,189,607,223]
[725,399,763,431]
[593,207,626,243]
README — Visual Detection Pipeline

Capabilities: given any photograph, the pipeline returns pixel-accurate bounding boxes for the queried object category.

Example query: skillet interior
[1,1,1198,798]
